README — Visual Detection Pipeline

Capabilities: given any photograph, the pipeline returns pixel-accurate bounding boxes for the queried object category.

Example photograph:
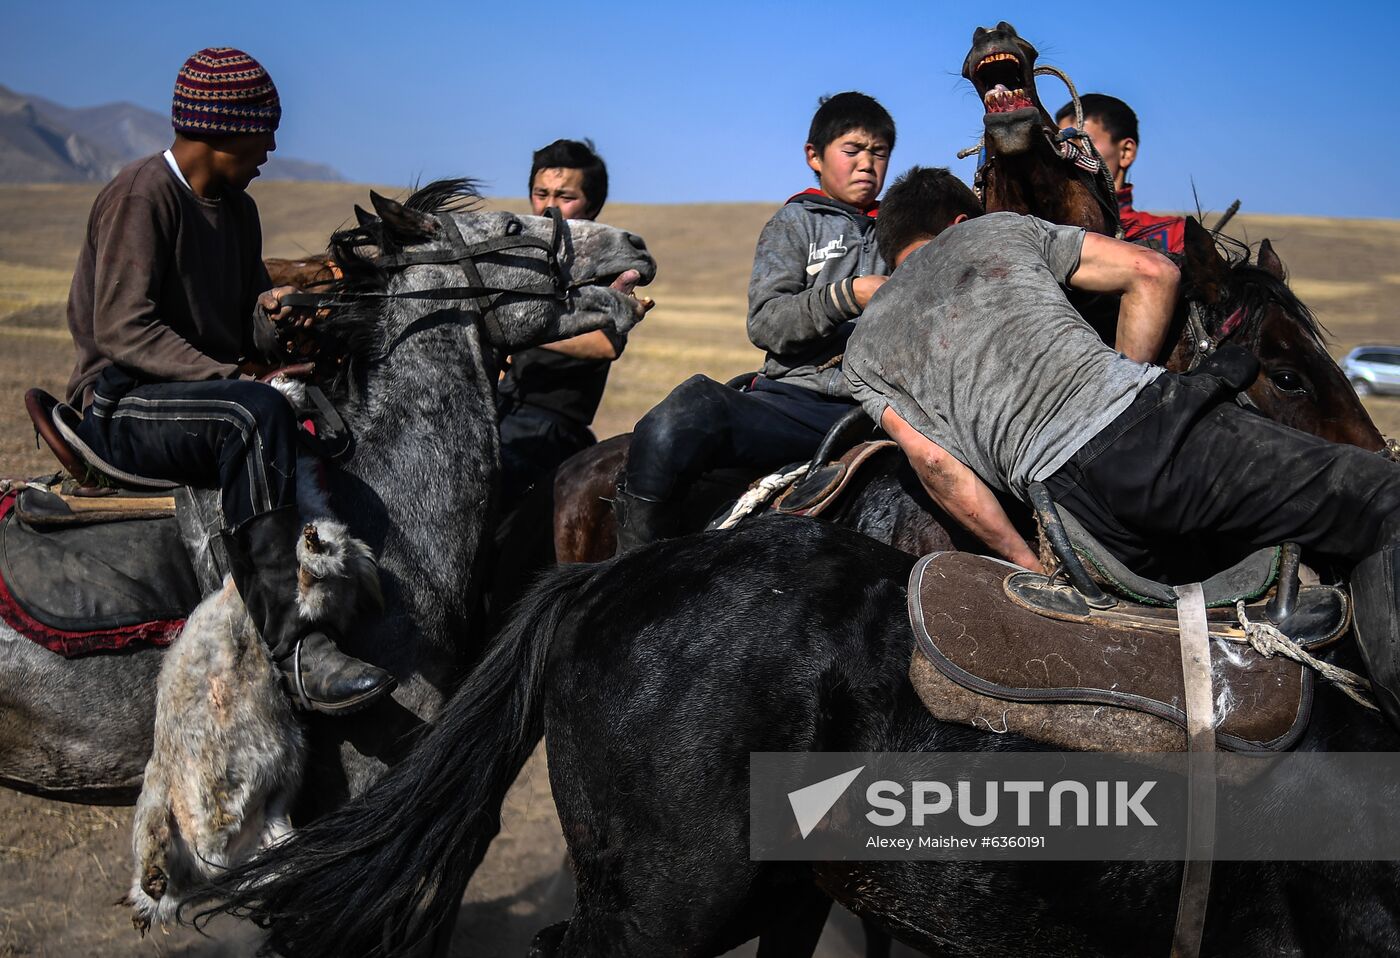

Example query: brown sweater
[65,154,272,408]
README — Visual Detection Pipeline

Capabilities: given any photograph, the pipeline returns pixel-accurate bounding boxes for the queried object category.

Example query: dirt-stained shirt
[843,212,1162,498]
[64,154,271,408]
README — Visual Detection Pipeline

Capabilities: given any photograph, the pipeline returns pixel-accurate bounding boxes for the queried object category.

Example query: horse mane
[309,179,485,397]
[1209,235,1328,347]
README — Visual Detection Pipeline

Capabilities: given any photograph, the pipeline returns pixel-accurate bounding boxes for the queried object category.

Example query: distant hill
[0,84,342,183]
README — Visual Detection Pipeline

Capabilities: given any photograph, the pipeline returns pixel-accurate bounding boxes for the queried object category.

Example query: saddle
[0,487,213,656]
[24,388,179,494]
[775,406,885,517]
[907,486,1351,753]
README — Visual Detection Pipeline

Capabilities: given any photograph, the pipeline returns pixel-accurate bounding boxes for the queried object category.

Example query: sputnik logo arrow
[787,766,864,839]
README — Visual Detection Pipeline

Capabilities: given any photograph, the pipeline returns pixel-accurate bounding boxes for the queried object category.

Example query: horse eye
[506,219,523,236]
[1269,369,1308,395]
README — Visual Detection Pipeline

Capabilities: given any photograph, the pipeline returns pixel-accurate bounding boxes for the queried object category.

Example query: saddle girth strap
[1172,582,1216,958]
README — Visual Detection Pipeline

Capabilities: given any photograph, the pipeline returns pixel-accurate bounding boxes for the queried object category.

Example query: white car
[1342,345,1400,397]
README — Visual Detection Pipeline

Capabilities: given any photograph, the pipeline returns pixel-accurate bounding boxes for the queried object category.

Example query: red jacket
[1118,185,1185,254]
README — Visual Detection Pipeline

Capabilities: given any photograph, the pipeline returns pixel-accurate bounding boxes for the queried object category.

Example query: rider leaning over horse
[497,139,623,510]
[612,92,895,551]
[1055,93,1185,254]
[63,48,394,715]
[845,165,1400,729]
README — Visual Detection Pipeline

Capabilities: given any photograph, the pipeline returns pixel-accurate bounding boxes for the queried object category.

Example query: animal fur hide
[126,518,379,933]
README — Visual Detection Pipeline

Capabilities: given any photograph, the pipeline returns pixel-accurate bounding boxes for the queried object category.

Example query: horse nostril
[628,233,647,251]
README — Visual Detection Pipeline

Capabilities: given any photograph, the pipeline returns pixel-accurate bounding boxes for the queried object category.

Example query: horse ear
[1181,217,1228,304]
[1256,239,1286,281]
[369,191,437,241]
[353,204,375,227]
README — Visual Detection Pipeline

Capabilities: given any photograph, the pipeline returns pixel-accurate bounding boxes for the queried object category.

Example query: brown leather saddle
[907,484,1352,753]
[775,440,896,516]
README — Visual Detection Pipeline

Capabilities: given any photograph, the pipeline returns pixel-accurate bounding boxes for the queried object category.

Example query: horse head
[1178,217,1386,451]
[962,21,1118,236]
[305,180,655,394]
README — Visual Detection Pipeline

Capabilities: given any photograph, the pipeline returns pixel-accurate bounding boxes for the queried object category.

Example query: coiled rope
[714,464,808,530]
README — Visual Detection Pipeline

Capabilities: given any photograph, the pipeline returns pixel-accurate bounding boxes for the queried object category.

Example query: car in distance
[1343,345,1400,397]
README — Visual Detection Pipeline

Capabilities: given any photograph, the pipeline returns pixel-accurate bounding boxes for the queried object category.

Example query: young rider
[613,92,895,550]
[64,48,395,714]
[497,139,621,509]
[1054,93,1185,254]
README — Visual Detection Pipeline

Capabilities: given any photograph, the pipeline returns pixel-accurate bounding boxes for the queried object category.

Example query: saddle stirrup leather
[1172,582,1216,958]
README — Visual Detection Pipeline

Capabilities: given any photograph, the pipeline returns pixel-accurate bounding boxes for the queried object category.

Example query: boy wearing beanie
[64,48,395,714]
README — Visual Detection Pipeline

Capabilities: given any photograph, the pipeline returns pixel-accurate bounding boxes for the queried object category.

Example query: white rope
[714,464,808,530]
[1231,601,1378,712]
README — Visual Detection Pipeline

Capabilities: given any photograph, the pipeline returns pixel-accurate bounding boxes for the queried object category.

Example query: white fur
[268,374,311,414]
[126,519,379,934]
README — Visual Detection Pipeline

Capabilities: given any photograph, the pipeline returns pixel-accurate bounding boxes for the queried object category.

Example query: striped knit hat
[172,47,281,136]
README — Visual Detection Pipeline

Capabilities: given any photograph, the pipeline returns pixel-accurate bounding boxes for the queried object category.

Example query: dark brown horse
[551,23,1387,566]
[962,21,1119,236]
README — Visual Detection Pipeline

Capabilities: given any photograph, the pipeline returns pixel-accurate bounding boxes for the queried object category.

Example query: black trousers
[497,403,596,512]
[625,373,855,502]
[76,367,299,529]
[1044,366,1400,578]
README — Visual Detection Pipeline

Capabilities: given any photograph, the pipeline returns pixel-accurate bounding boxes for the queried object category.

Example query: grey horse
[0,180,656,809]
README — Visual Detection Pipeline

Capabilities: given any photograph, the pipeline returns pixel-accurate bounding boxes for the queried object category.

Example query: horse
[0,179,656,810]
[192,516,1400,956]
[962,21,1119,237]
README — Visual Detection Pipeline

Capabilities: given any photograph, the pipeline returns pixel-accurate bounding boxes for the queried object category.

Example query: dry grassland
[0,180,1397,956]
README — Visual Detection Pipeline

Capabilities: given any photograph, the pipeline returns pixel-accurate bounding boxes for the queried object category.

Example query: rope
[1232,601,1378,712]
[714,464,808,530]
[1034,65,1082,131]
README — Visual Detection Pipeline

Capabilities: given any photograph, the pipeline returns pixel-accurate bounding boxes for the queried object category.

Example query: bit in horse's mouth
[580,270,654,312]
[974,52,1034,114]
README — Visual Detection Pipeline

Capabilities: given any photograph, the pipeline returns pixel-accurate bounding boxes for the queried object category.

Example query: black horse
[195,517,1398,956]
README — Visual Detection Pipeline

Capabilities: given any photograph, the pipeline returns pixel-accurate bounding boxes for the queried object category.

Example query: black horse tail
[187,561,598,957]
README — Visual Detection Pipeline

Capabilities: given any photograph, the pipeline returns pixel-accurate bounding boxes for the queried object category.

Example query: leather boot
[1350,546,1400,730]
[222,506,396,715]
[612,487,676,555]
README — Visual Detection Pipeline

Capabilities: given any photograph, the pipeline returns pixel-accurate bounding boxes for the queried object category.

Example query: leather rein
[277,205,571,346]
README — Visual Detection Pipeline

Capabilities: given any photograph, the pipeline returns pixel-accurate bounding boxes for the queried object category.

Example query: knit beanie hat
[172,47,281,136]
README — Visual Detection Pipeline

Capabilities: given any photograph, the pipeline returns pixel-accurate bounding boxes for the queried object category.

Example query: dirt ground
[0,181,1397,956]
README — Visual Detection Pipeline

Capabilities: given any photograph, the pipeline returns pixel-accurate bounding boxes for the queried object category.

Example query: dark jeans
[497,403,596,512]
[625,373,855,502]
[1044,367,1400,578]
[76,367,298,529]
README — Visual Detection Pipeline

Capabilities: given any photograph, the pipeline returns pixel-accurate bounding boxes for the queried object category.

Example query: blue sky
[4,0,1396,218]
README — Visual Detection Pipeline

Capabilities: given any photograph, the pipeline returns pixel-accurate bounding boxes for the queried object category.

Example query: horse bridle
[277,205,571,345]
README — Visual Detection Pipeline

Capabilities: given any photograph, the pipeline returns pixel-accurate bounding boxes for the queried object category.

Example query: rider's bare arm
[540,329,620,360]
[1066,232,1180,364]
[881,406,1043,572]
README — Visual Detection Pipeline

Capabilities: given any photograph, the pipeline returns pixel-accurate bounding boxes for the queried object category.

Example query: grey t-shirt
[843,212,1162,498]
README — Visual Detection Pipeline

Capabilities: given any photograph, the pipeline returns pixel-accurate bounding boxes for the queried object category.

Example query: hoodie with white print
[746,189,886,398]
